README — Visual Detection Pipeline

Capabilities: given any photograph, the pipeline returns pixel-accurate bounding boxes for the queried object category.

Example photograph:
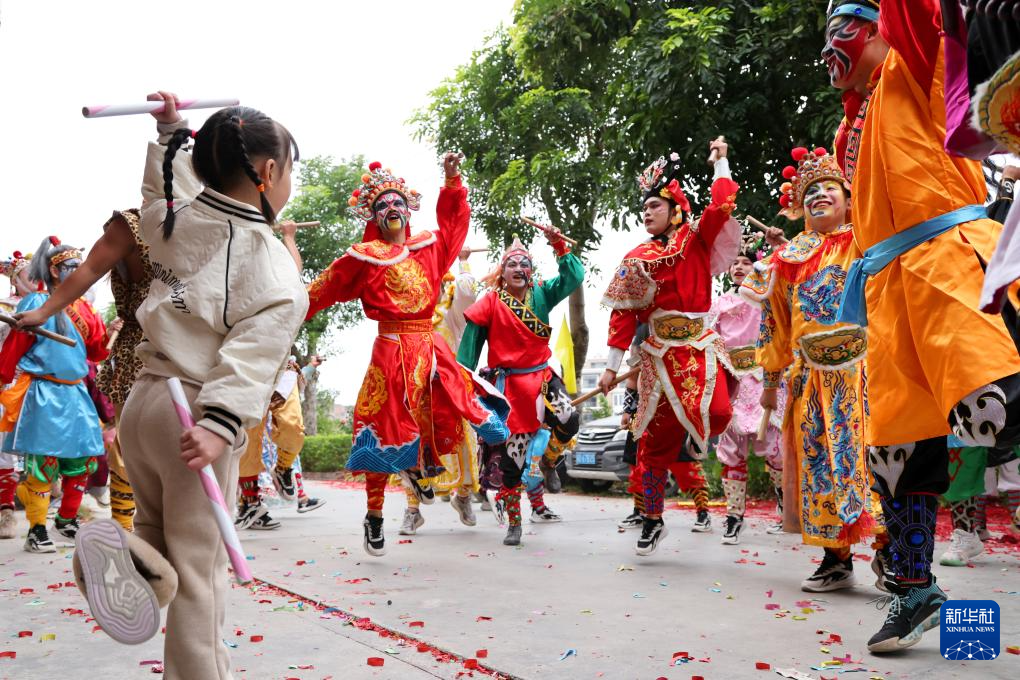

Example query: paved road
[2,483,1018,679]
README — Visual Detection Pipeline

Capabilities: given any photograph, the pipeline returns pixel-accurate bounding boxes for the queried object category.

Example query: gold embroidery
[727,345,757,372]
[352,239,404,262]
[799,328,867,368]
[652,314,705,342]
[356,365,387,417]
[384,258,432,314]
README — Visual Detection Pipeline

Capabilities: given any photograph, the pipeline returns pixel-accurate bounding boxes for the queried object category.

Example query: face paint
[642,196,672,236]
[372,191,410,234]
[822,16,869,86]
[502,255,533,290]
[56,260,80,283]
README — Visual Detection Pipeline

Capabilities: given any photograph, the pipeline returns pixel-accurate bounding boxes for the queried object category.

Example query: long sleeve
[608,308,638,353]
[449,268,478,322]
[435,175,471,274]
[457,320,488,371]
[75,300,110,364]
[756,277,793,389]
[696,176,740,248]
[537,252,584,310]
[305,254,365,321]
[879,0,942,94]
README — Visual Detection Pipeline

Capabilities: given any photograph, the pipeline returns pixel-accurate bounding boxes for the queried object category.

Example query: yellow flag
[555,315,577,394]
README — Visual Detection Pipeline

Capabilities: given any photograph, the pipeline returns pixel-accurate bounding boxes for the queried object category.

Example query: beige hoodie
[135,120,309,445]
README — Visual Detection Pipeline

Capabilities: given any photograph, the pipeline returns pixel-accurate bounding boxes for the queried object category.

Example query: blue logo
[940,600,1000,660]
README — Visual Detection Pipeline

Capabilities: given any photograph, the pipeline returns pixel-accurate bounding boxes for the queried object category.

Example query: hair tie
[257,183,266,193]
[166,199,175,208]
[238,118,245,128]
[190,130,198,138]
[48,236,60,246]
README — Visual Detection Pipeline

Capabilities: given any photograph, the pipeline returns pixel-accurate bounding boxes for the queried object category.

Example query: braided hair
[161,106,299,239]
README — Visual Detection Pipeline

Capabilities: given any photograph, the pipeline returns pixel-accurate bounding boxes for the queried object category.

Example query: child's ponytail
[227,116,277,225]
[161,127,195,240]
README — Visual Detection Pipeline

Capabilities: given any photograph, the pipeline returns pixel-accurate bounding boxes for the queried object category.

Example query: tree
[280,155,367,433]
[588,394,614,420]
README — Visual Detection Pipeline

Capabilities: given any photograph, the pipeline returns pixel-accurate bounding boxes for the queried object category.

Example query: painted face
[372,191,410,235]
[52,259,81,284]
[729,255,753,285]
[803,180,848,226]
[642,196,672,236]
[501,254,533,292]
[822,16,870,88]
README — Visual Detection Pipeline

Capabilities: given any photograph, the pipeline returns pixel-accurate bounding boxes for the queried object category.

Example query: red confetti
[408,621,424,628]
[250,635,263,643]
[417,643,430,653]
[464,659,479,670]
[476,649,488,658]
[764,604,780,610]
[345,578,371,584]
[17,631,32,638]
[755,662,771,670]
[19,588,33,594]
[367,657,384,667]
[296,560,306,566]
[398,540,413,544]
[476,616,492,622]
[1007,645,1020,655]
[92,626,102,633]
[0,652,15,659]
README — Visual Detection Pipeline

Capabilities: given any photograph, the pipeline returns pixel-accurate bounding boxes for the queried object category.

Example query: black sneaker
[531,506,562,523]
[636,517,668,556]
[867,580,947,653]
[691,509,712,533]
[297,497,326,513]
[503,524,522,546]
[235,502,266,530]
[363,515,386,557]
[871,545,896,593]
[801,551,856,592]
[617,510,643,530]
[25,523,56,553]
[249,511,281,530]
[721,514,743,545]
[398,470,435,505]
[54,516,81,540]
[271,467,296,501]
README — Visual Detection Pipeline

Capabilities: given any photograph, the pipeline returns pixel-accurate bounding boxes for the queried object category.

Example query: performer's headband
[826,2,879,23]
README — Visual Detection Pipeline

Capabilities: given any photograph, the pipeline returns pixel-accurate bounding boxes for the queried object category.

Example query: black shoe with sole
[867,580,947,653]
[363,515,386,557]
[636,517,668,556]
[721,514,743,545]
[503,524,522,546]
[54,516,81,540]
[617,510,643,530]
[801,551,856,592]
[25,523,56,553]
[691,509,712,533]
[399,470,435,505]
[272,467,296,501]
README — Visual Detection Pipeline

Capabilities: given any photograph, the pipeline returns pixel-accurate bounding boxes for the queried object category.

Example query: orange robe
[843,0,1020,446]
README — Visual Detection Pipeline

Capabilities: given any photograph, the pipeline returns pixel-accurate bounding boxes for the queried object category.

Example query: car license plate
[575,452,596,466]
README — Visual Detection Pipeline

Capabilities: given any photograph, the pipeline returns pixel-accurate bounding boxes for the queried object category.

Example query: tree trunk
[568,285,589,393]
[302,372,319,435]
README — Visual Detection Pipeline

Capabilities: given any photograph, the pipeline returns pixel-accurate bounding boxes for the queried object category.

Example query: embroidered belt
[798,327,867,369]
[378,319,433,335]
[727,345,757,372]
[28,372,83,386]
[651,314,705,342]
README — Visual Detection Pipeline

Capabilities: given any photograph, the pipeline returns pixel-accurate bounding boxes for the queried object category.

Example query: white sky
[0,0,638,403]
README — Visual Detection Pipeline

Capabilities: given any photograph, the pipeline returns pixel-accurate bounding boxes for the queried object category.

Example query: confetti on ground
[1008,645,1020,655]
[367,657,384,667]
[559,648,577,661]
[756,661,771,670]
[0,652,16,659]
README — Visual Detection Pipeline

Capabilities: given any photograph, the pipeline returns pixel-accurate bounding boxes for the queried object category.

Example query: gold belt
[727,345,757,371]
[378,319,433,334]
[652,314,705,342]
[798,327,867,368]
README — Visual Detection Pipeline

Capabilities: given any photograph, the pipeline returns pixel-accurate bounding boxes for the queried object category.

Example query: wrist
[551,239,571,257]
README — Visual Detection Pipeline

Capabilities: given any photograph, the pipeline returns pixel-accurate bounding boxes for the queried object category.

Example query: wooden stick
[756,407,774,445]
[0,313,76,347]
[469,248,489,253]
[519,216,579,246]
[707,135,726,165]
[570,367,639,407]
[105,327,121,351]
[745,215,772,233]
[271,221,320,233]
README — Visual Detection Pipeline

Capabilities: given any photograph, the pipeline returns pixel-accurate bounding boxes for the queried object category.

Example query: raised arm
[140,91,203,214]
[879,0,942,94]
[435,153,471,273]
[305,254,365,321]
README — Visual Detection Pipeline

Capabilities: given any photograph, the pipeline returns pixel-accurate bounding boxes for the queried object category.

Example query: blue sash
[837,204,987,326]
[492,362,548,393]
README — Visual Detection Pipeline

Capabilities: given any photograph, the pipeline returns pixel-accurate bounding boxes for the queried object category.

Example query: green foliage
[314,388,349,435]
[281,155,367,360]
[700,446,776,500]
[588,394,614,420]
[300,434,351,472]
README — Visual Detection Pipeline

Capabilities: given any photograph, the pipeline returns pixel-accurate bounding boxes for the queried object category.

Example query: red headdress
[347,161,422,242]
[638,152,692,215]
[777,146,850,220]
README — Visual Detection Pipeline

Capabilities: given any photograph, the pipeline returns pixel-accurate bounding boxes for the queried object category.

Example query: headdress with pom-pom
[500,234,531,265]
[1,250,32,281]
[777,146,850,220]
[638,152,691,215]
[347,161,421,222]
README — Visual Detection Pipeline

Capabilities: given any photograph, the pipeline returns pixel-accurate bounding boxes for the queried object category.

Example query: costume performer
[599,140,740,556]
[824,0,1020,652]
[401,251,481,536]
[305,155,510,557]
[741,146,885,592]
[712,246,785,544]
[0,236,109,552]
[0,251,34,540]
[458,232,583,546]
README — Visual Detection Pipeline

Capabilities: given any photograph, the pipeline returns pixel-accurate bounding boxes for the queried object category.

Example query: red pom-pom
[368,161,382,171]
[779,195,792,208]
[814,147,827,156]
[782,165,797,179]
[352,189,360,197]
[791,147,809,162]
[48,236,60,246]
[12,251,22,259]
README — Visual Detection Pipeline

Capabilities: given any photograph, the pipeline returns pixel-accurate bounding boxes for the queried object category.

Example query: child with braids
[64,91,308,679]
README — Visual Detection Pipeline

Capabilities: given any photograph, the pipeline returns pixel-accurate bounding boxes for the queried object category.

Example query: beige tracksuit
[121,120,308,679]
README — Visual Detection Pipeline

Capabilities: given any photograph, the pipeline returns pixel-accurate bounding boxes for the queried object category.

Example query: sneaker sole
[691,525,712,533]
[531,516,562,523]
[25,539,57,554]
[867,611,940,653]
[635,525,669,556]
[451,500,477,527]
[938,552,982,567]
[76,520,160,645]
[801,575,857,592]
[721,535,740,545]
[363,530,387,557]
[297,500,326,514]
[250,521,281,530]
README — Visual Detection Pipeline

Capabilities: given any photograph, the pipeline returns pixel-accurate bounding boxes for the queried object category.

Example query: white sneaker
[939,528,984,566]
[0,508,16,539]
[399,508,424,536]
[450,494,476,527]
[486,489,506,526]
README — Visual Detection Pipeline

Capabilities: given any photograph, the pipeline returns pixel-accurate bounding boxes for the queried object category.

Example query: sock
[767,464,783,518]
[57,472,88,522]
[366,472,387,513]
[275,446,299,471]
[109,469,135,532]
[974,495,989,532]
[721,477,747,518]
[692,486,709,514]
[17,476,50,527]
[526,481,545,511]
[949,496,978,533]
[497,485,523,526]
[405,486,421,510]
[0,467,16,510]
[882,494,938,587]
[633,492,645,515]
[642,466,668,516]
[239,475,260,506]
[295,471,308,502]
